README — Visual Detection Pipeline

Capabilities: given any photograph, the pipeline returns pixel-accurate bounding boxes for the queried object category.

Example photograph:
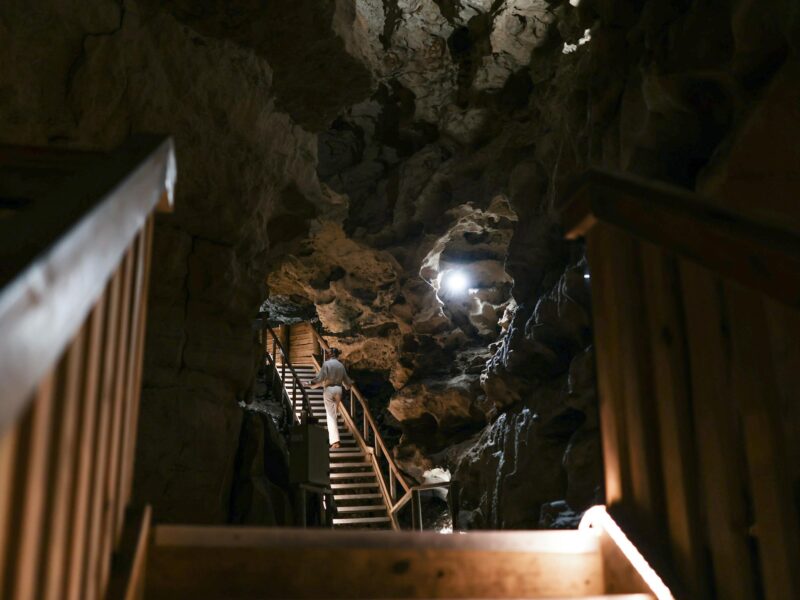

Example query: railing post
[412,488,423,531]
[449,480,460,531]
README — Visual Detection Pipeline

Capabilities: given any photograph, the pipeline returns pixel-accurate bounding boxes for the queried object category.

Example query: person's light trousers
[323,385,343,445]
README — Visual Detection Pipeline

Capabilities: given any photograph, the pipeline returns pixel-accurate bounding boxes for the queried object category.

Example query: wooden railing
[308,327,449,530]
[0,135,176,600]
[563,168,800,600]
[262,323,312,422]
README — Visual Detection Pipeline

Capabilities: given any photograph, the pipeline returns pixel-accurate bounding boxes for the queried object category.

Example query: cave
[1,0,799,598]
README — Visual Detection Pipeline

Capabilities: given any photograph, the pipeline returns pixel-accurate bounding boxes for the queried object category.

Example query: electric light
[443,270,469,294]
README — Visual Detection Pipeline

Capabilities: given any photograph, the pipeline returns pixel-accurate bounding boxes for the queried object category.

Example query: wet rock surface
[1,0,796,526]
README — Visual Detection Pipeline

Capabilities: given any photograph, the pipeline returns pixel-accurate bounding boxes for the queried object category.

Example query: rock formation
[1,0,796,526]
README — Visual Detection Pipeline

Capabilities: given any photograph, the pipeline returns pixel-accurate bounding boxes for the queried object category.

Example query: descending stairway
[280,365,392,529]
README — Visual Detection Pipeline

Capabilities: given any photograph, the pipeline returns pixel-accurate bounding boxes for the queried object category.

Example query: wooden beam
[562,168,800,307]
[148,527,605,599]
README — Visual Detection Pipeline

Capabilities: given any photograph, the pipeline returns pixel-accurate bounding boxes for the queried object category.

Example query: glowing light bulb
[444,270,469,294]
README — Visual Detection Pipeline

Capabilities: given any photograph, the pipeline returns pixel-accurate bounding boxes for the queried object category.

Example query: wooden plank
[0,422,20,595]
[761,297,800,551]
[83,269,123,600]
[65,298,106,600]
[639,243,710,598]
[98,246,133,596]
[0,136,176,437]
[8,372,56,600]
[41,328,87,600]
[725,284,800,600]
[147,527,604,599]
[585,224,632,508]
[607,233,664,537]
[116,231,144,527]
[679,260,758,600]
[105,506,152,600]
[122,216,154,505]
[563,168,800,307]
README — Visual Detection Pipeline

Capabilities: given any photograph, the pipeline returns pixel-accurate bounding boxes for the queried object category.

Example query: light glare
[444,270,469,294]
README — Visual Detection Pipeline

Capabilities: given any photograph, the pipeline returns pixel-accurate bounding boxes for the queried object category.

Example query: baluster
[350,391,355,418]
[363,412,368,442]
[389,470,396,501]
[292,377,297,416]
[449,481,461,531]
[412,488,423,530]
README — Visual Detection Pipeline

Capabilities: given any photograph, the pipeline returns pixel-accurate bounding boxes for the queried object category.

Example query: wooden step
[329,452,364,458]
[330,462,371,469]
[330,482,379,489]
[332,516,392,526]
[332,493,382,501]
[335,505,387,513]
[330,472,376,479]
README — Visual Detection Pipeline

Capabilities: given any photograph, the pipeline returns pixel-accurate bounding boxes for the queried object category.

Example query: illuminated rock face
[1,0,796,526]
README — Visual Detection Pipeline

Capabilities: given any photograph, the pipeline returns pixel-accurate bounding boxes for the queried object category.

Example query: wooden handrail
[262,343,300,425]
[562,168,800,306]
[0,136,174,600]
[263,323,312,418]
[0,135,175,435]
[308,327,416,529]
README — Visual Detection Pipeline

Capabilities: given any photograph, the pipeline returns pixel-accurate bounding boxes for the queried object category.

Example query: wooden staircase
[285,364,392,528]
[265,324,393,529]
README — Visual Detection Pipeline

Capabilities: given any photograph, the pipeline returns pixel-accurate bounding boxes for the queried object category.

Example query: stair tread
[330,472,376,479]
[332,516,391,524]
[332,493,382,500]
[330,482,379,489]
[335,505,387,513]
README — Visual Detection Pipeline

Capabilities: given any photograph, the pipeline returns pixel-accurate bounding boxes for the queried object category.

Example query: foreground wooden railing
[563,169,800,600]
[0,135,176,600]
[307,327,457,531]
[143,507,671,598]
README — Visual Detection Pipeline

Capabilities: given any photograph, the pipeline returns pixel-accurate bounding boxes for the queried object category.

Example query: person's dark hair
[329,348,341,357]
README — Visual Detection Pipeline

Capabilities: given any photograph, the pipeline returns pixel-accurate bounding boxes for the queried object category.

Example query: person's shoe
[330,442,341,449]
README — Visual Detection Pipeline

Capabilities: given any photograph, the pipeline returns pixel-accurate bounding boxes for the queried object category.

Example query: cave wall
[0,0,370,523]
[267,0,799,528]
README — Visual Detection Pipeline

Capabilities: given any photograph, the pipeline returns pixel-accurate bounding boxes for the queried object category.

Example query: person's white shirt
[308,358,352,389]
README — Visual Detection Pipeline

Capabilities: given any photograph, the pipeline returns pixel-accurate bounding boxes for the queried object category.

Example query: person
[305,348,353,449]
